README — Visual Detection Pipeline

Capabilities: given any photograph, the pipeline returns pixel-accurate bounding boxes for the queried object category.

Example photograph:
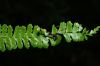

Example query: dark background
[0,0,100,66]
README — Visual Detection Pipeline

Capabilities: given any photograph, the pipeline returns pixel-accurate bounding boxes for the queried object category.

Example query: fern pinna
[0,21,100,52]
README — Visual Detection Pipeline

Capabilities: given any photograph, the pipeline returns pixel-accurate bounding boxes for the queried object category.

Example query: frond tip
[0,21,99,52]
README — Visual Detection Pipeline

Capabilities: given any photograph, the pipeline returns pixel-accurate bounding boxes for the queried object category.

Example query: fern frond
[0,21,99,52]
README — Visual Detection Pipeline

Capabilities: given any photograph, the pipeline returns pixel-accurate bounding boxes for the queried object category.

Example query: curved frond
[0,21,99,52]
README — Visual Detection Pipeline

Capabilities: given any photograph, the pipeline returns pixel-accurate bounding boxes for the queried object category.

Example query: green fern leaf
[0,38,6,52]
[72,22,83,32]
[66,21,73,32]
[58,22,66,34]
[0,21,99,52]
[52,24,58,34]
[63,33,71,43]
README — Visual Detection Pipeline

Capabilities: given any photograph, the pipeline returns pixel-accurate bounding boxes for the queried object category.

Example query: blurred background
[0,0,100,66]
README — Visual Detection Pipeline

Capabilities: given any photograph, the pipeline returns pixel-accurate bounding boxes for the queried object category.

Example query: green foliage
[0,21,100,52]
[52,24,58,34]
[89,26,100,36]
[50,35,62,46]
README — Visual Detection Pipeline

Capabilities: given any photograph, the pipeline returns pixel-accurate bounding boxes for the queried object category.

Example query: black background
[0,0,100,66]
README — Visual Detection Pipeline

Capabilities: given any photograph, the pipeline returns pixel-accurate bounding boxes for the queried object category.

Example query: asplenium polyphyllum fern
[0,21,100,52]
